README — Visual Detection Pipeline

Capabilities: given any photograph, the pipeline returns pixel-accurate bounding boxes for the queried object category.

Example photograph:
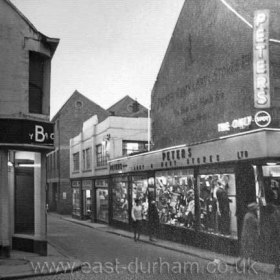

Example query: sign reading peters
[0,119,54,146]
[253,10,270,108]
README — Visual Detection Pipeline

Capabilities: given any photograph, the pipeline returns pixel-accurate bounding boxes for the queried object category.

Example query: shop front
[108,129,280,260]
[0,119,54,256]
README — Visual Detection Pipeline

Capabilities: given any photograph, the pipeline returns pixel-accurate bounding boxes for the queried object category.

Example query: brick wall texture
[151,0,280,150]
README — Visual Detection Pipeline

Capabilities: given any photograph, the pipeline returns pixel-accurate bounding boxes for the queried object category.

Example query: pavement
[0,213,276,279]
[0,241,82,280]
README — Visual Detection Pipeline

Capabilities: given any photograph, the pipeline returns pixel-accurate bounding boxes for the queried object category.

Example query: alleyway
[21,214,278,280]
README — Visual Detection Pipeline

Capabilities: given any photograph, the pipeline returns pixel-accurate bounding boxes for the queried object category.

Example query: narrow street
[23,214,277,280]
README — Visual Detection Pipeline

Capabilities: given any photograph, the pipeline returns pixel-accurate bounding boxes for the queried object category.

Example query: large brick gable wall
[151,0,280,149]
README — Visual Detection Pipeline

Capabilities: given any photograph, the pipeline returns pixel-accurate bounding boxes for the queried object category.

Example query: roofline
[107,94,148,112]
[107,95,130,111]
[51,90,108,121]
[6,0,59,56]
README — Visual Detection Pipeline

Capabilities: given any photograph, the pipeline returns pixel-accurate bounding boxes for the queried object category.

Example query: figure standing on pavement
[237,202,259,270]
[261,183,280,274]
[148,199,159,241]
[131,198,143,241]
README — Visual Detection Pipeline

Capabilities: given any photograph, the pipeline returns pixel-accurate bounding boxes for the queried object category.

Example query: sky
[11,0,185,118]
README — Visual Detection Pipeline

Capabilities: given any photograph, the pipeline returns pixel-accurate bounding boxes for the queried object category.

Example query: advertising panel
[253,10,270,108]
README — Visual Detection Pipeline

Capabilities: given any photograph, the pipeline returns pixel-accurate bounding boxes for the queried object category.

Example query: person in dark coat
[261,199,280,273]
[216,181,231,235]
[237,202,259,269]
[148,200,159,242]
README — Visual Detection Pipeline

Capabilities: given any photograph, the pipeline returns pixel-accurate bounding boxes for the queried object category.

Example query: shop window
[112,177,129,223]
[73,152,80,172]
[29,52,46,114]
[72,188,80,216]
[122,141,147,156]
[261,165,280,206]
[96,144,107,167]
[132,176,149,220]
[198,173,237,238]
[82,148,92,171]
[96,179,109,222]
[155,169,195,228]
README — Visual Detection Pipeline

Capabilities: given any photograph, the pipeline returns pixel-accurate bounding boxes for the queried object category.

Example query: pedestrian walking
[131,198,143,241]
[237,202,259,270]
[261,185,280,274]
[148,200,159,241]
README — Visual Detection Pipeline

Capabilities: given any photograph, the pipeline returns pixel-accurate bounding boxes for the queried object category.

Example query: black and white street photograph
[0,0,280,279]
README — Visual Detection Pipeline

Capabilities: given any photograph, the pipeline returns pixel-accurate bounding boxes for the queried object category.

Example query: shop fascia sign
[218,111,271,132]
[0,119,54,146]
[253,10,270,108]
[82,180,93,190]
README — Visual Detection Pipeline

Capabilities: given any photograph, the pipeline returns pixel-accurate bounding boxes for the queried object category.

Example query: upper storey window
[29,52,46,114]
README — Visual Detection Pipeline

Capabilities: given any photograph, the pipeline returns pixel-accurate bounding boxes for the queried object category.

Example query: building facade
[0,0,59,256]
[70,115,148,221]
[139,0,280,262]
[151,0,280,148]
[47,91,109,215]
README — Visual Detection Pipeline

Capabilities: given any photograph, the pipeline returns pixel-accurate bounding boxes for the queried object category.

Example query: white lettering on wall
[253,10,270,108]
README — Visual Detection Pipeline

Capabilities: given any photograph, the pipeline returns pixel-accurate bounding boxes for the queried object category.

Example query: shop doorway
[82,189,92,219]
[14,166,34,234]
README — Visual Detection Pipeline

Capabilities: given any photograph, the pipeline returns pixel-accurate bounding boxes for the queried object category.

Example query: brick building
[47,90,109,214]
[107,0,280,263]
[151,0,280,149]
[0,0,59,256]
[107,95,148,118]
[47,93,148,215]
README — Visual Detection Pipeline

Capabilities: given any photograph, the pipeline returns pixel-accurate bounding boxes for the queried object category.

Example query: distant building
[70,115,148,221]
[107,95,148,118]
[46,90,109,215]
[0,0,59,256]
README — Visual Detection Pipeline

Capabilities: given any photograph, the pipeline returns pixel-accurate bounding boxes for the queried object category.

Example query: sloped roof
[51,90,109,121]
[5,0,59,55]
[107,95,148,118]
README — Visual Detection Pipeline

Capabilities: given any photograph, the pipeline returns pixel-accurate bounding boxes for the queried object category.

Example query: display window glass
[198,172,237,238]
[112,177,129,222]
[96,179,109,222]
[261,165,280,206]
[72,187,81,216]
[155,169,195,228]
[83,189,91,218]
[132,176,149,220]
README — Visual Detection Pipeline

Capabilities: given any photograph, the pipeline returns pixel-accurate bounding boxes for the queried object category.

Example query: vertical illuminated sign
[253,10,270,108]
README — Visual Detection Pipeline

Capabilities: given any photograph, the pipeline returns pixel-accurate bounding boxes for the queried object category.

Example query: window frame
[73,152,80,172]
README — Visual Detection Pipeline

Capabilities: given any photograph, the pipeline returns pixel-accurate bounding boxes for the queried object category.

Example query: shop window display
[198,173,237,237]
[96,179,109,222]
[72,188,80,216]
[96,189,109,222]
[132,176,149,220]
[261,166,280,206]
[155,170,195,228]
[112,177,129,222]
